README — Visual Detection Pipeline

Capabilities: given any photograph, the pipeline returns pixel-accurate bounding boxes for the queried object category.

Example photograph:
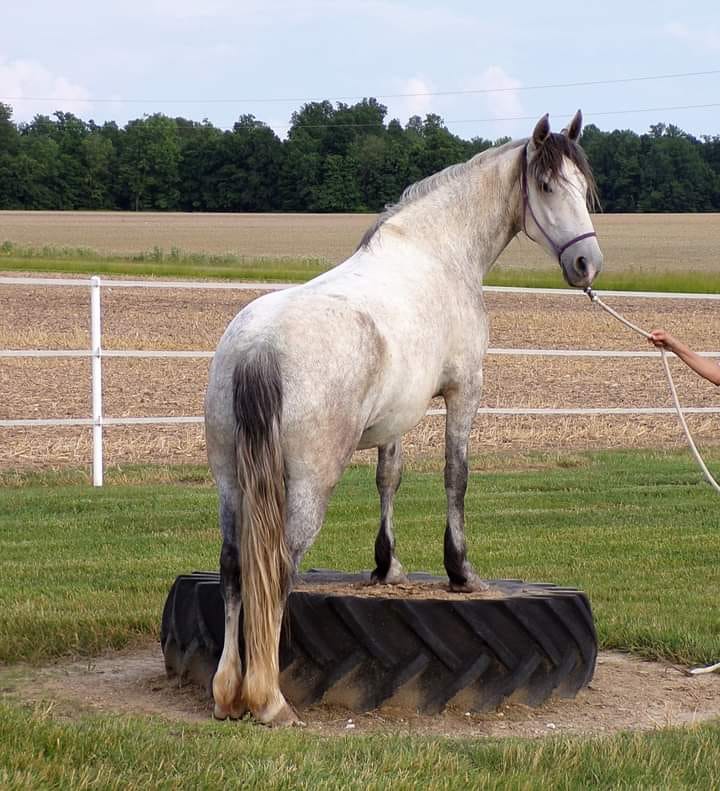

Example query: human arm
[648,329,720,386]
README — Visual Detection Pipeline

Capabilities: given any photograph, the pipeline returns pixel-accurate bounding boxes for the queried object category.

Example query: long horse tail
[233,343,292,715]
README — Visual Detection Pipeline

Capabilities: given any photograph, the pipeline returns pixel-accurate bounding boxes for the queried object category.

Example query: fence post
[90,276,103,487]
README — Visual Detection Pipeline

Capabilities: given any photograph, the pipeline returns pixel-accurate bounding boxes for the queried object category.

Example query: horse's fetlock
[213,665,241,708]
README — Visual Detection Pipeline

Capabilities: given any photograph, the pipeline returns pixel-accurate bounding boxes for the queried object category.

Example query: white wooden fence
[2,275,719,486]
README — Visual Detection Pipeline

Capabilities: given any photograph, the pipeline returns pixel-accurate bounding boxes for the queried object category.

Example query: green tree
[581,125,642,211]
[80,132,116,208]
[1,98,720,213]
[211,116,283,211]
[0,104,20,207]
[315,153,362,211]
[352,133,397,210]
[177,119,224,211]
[279,102,335,210]
[51,112,92,208]
[638,127,715,212]
[118,114,181,210]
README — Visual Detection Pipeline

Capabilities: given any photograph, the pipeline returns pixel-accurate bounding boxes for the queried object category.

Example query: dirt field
[1,278,719,470]
[2,211,720,273]
[4,643,720,739]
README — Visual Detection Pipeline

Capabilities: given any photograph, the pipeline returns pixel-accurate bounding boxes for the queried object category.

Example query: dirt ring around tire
[161,569,598,716]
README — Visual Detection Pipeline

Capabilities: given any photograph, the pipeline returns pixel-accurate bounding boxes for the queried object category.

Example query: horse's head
[521,111,602,289]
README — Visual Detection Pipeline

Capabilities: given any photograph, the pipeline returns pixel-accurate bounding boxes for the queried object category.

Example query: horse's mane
[529,132,599,210]
[358,133,597,250]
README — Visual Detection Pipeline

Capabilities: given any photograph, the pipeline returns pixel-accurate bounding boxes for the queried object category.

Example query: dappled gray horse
[205,112,603,725]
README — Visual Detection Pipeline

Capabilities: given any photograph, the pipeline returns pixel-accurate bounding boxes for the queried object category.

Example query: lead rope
[585,287,720,496]
[584,287,720,676]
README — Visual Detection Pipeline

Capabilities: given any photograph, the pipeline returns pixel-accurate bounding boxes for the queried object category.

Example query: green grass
[1,450,719,788]
[1,702,719,790]
[2,241,719,292]
[0,242,330,283]
[485,266,720,294]
[1,450,719,665]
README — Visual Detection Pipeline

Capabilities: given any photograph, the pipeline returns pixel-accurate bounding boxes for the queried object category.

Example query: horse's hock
[161,570,597,716]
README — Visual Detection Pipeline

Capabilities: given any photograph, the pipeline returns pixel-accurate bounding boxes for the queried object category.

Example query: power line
[2,69,719,106]
[276,102,720,130]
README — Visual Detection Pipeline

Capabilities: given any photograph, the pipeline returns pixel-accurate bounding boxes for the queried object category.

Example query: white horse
[205,111,603,725]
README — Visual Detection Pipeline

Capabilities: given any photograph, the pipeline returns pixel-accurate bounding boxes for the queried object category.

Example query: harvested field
[1,278,719,470]
[0,211,373,264]
[2,211,720,274]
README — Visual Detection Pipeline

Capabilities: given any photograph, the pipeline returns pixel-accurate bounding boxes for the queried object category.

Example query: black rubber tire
[160,570,597,714]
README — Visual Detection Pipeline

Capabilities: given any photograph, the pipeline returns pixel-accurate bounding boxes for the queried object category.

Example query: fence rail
[2,274,719,486]
[5,347,720,360]
[3,274,720,299]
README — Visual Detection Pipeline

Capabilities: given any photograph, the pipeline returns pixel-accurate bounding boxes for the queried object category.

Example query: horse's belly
[357,401,430,450]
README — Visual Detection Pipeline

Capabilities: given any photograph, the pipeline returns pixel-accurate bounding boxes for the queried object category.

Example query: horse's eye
[542,182,553,194]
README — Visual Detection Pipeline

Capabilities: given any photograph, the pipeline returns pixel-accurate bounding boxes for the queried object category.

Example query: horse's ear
[532,114,551,148]
[564,109,583,141]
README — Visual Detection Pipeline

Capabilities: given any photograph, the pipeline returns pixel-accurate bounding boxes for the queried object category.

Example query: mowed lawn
[1,450,720,788]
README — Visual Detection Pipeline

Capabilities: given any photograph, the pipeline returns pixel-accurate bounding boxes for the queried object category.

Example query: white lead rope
[585,287,720,676]
[585,287,720,496]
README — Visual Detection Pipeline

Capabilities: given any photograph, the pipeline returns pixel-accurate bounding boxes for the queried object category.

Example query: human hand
[647,329,678,351]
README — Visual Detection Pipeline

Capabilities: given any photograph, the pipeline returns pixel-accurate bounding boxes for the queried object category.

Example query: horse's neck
[386,150,520,288]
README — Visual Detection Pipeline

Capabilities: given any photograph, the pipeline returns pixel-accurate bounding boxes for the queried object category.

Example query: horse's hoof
[273,704,306,728]
[371,558,408,585]
[256,700,305,728]
[213,702,229,720]
[448,574,490,593]
[213,701,247,721]
[371,570,409,585]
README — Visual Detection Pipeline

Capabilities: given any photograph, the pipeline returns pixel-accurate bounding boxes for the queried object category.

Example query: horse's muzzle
[560,238,603,289]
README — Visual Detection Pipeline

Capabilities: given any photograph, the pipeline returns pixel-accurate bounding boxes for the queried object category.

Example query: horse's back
[207,244,484,470]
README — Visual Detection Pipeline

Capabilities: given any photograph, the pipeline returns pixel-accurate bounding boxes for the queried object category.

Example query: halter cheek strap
[520,143,597,263]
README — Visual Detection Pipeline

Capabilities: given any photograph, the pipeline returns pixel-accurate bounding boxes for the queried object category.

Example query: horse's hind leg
[243,474,334,727]
[443,387,489,592]
[372,440,408,584]
[284,475,334,570]
[212,484,246,720]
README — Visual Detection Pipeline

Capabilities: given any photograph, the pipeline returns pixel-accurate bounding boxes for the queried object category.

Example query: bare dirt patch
[294,580,539,600]
[3,644,719,739]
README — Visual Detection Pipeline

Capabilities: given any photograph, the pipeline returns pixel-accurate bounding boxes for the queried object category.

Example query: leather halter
[520,143,597,263]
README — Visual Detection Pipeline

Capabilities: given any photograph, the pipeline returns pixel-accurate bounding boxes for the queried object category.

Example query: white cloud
[0,57,92,121]
[462,65,523,120]
[664,22,720,51]
[390,76,436,121]
[378,68,524,134]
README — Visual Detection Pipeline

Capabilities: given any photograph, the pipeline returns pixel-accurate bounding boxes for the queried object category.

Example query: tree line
[1,99,719,213]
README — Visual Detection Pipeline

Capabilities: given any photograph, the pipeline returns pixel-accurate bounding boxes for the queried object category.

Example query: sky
[1,1,719,141]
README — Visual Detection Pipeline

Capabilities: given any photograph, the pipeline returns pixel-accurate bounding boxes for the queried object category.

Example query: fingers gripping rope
[584,287,720,496]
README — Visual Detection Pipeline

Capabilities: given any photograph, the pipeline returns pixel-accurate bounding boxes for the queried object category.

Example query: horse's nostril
[575,256,588,275]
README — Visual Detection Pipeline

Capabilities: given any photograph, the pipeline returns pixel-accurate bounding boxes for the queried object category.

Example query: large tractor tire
[161,570,597,714]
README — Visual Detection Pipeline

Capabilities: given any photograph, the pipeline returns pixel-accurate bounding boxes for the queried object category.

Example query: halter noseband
[520,143,596,263]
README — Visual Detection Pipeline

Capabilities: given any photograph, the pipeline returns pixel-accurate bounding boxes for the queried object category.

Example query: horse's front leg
[443,387,489,592]
[371,440,408,584]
